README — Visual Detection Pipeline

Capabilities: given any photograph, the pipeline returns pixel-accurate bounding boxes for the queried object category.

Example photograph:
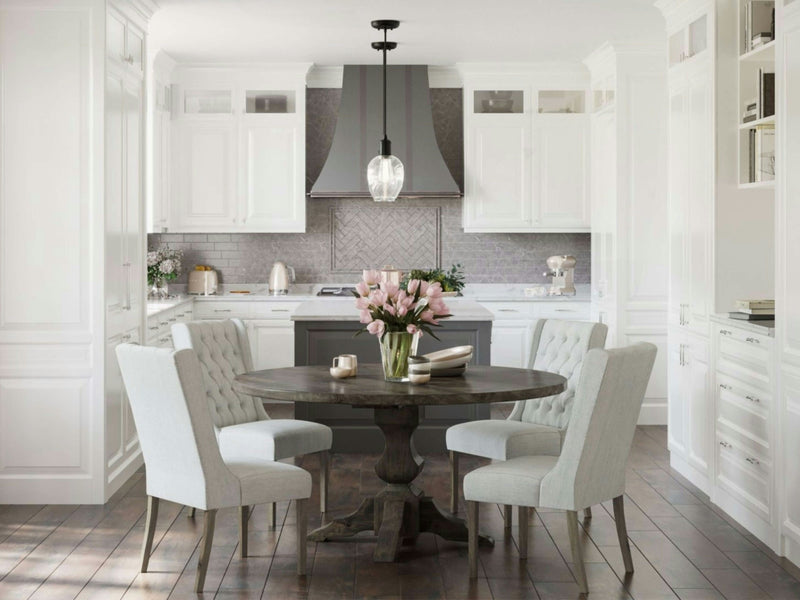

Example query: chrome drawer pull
[719,383,732,391]
[498,309,519,313]
[168,318,177,322]
[719,329,732,336]
[745,457,760,466]
[176,313,185,317]
[148,326,159,331]
[121,334,132,341]
[271,309,290,312]
[745,395,761,404]
[214,309,232,313]
[719,440,731,449]
[159,321,169,326]
[745,337,760,344]
[158,337,170,343]
[185,310,193,314]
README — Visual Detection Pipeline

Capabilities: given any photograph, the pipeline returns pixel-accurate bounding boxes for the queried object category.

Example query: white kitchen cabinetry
[460,69,590,233]
[775,0,800,566]
[482,301,591,368]
[247,320,295,370]
[149,53,175,233]
[105,326,141,484]
[168,66,308,233]
[146,301,194,348]
[584,43,669,425]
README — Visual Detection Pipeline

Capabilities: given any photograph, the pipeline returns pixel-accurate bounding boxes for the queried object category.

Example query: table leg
[307,497,375,542]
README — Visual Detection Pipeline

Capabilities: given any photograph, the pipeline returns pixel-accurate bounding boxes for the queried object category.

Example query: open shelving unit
[737,0,776,188]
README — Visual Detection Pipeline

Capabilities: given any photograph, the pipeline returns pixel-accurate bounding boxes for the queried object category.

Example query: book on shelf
[757,125,776,182]
[743,112,758,123]
[745,1,776,53]
[738,307,775,315]
[749,128,756,182]
[729,312,775,321]
[758,69,775,119]
[735,299,775,310]
[751,32,773,48]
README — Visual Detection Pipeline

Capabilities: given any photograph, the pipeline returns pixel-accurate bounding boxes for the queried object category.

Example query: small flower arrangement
[147,245,183,287]
[352,269,452,340]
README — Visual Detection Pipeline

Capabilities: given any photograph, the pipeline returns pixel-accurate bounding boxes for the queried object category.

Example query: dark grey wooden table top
[234,364,566,407]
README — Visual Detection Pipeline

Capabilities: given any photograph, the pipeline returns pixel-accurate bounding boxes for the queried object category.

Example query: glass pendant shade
[367,154,404,202]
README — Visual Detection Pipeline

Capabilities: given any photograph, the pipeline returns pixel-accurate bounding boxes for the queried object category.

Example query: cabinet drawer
[536,302,591,321]
[716,433,771,521]
[482,303,538,320]
[716,374,770,448]
[250,302,302,319]
[715,326,772,390]
[193,301,251,319]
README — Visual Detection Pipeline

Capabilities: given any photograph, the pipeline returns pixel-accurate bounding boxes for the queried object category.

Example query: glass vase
[148,278,169,300]
[379,331,420,382]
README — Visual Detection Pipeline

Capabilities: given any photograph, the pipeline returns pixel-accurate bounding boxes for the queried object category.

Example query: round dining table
[234,364,566,562]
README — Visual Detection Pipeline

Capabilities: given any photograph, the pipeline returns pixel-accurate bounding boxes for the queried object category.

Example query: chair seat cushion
[463,455,559,507]
[227,459,312,506]
[446,419,563,461]
[218,419,332,461]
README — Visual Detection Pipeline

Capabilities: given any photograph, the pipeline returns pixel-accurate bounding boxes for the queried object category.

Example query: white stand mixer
[544,255,577,296]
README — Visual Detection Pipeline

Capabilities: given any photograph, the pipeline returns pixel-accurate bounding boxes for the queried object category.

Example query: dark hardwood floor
[1,405,799,599]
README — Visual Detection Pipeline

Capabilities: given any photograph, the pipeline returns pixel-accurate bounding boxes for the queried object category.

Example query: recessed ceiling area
[150,0,666,65]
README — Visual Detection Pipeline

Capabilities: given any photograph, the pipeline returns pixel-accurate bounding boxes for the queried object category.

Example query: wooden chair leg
[187,506,196,518]
[296,498,308,576]
[449,451,459,514]
[467,501,479,579]
[613,495,634,573]
[140,496,159,572]
[503,504,512,529]
[584,506,592,520]
[269,502,276,528]
[195,509,217,593]
[239,505,249,558]
[518,505,528,559]
[320,450,329,514]
[566,510,588,595]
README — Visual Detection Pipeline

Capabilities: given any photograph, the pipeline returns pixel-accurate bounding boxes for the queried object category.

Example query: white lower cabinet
[668,330,711,489]
[491,320,534,368]
[105,326,141,487]
[246,320,295,370]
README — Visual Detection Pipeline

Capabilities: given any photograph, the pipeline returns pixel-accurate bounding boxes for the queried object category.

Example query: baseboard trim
[638,402,667,425]
[669,451,710,493]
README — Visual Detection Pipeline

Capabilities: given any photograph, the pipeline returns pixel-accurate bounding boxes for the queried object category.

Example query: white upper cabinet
[533,114,590,229]
[166,66,308,233]
[461,70,590,233]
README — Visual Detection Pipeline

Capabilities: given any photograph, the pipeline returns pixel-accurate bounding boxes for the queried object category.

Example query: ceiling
[150,0,666,66]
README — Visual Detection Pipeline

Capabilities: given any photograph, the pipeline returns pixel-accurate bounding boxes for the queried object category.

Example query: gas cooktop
[316,286,357,297]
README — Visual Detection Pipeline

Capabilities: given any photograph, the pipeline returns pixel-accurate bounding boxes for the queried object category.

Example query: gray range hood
[309,65,461,198]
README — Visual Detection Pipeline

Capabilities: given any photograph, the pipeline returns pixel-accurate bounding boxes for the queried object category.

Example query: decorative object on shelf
[353,273,452,382]
[147,245,183,300]
[366,19,404,202]
[744,1,775,53]
[403,264,465,296]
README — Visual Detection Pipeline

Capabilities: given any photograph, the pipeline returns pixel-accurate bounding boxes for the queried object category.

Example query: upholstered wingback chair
[463,343,657,593]
[116,344,312,592]
[171,319,332,520]
[446,319,607,517]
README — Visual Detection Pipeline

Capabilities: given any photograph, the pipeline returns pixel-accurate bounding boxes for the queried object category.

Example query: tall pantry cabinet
[584,43,670,425]
[775,0,800,567]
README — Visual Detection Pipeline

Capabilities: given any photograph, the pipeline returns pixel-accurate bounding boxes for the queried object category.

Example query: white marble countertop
[460,283,590,303]
[291,298,494,322]
[710,314,775,337]
[146,295,193,316]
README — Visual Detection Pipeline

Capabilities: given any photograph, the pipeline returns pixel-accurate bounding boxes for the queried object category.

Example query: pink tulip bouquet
[352,269,453,340]
[353,270,453,381]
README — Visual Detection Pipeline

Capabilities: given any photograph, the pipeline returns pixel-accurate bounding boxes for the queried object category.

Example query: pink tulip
[359,310,373,324]
[371,289,387,306]
[363,270,381,286]
[355,296,371,310]
[426,282,443,297]
[355,281,370,297]
[396,304,408,317]
[420,280,430,296]
[367,319,386,336]
[407,324,420,335]
[381,281,399,298]
[407,279,420,295]
[421,310,438,324]
[383,303,396,316]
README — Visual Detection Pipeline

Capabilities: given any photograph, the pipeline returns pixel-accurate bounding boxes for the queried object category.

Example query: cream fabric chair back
[172,319,269,428]
[509,319,608,428]
[539,343,657,511]
[115,344,240,510]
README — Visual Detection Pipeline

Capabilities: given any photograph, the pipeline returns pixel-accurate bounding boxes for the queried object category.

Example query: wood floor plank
[0,505,45,544]
[699,568,770,599]
[597,543,678,600]
[635,469,705,506]
[649,516,737,569]
[672,504,757,553]
[626,530,713,590]
[724,550,800,598]
[673,589,726,600]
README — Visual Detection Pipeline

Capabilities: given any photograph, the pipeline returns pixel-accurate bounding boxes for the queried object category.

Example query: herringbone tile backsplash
[149,89,591,285]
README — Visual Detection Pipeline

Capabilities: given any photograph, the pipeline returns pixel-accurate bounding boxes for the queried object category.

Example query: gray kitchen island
[292,299,494,453]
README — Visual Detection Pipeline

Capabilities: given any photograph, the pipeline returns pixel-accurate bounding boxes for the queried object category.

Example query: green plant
[403,264,465,294]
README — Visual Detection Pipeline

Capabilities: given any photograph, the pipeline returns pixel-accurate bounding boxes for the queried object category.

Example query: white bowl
[429,353,473,370]
[423,345,474,363]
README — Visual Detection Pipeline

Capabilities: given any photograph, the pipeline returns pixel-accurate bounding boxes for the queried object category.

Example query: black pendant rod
[371,20,399,157]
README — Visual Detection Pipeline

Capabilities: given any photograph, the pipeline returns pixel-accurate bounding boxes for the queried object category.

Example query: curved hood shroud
[309,65,461,198]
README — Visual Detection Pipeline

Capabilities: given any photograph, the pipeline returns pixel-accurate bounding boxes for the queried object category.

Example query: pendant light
[367,19,404,202]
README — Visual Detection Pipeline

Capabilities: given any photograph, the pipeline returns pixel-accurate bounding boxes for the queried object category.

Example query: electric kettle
[269,262,295,296]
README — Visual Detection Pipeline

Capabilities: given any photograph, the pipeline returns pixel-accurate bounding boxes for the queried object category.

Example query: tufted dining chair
[171,319,332,522]
[115,344,312,592]
[464,343,657,594]
[446,319,607,523]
